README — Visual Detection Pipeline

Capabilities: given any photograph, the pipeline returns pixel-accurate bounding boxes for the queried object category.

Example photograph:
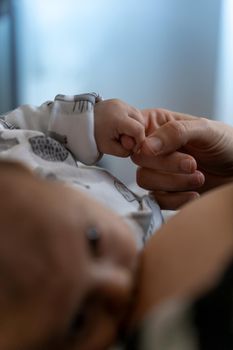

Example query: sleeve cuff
[48,93,103,165]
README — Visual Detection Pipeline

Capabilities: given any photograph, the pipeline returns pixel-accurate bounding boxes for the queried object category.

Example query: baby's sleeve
[3,102,53,132]
[48,93,102,165]
[3,93,102,165]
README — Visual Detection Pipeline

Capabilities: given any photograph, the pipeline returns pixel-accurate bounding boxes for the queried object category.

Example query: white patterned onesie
[0,93,163,249]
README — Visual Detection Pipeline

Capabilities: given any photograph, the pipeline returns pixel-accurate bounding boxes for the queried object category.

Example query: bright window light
[215,0,233,125]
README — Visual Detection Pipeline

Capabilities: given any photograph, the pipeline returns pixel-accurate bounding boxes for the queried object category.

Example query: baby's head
[0,163,138,350]
[54,189,139,350]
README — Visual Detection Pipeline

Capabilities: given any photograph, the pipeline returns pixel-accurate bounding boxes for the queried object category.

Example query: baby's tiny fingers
[120,135,135,151]
[120,118,145,147]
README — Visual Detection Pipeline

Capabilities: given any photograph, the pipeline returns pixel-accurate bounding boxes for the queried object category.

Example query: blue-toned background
[0,0,232,182]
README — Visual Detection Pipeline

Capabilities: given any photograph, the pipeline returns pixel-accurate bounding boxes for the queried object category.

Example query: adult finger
[151,191,200,210]
[132,151,197,174]
[145,118,212,155]
[136,167,205,192]
[141,108,198,133]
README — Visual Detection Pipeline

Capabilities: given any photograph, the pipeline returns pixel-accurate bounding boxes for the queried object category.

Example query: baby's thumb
[120,135,137,152]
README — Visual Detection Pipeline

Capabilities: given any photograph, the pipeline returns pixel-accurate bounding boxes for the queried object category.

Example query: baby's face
[0,165,138,350]
[62,193,138,350]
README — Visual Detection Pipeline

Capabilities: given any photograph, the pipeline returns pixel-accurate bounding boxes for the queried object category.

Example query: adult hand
[0,161,137,350]
[131,109,233,209]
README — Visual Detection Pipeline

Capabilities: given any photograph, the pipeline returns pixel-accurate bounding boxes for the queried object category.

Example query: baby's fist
[94,99,145,157]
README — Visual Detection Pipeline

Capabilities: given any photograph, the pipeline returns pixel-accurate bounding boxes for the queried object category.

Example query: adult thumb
[144,118,211,155]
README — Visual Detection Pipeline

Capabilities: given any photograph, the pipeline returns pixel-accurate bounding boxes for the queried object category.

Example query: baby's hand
[94,99,145,157]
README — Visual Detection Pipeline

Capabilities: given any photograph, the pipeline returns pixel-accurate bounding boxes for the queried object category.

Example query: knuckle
[156,108,168,117]
[132,106,141,115]
[199,116,211,129]
[155,108,167,124]
[129,108,144,123]
[135,122,144,136]
[155,108,174,124]
[167,120,186,140]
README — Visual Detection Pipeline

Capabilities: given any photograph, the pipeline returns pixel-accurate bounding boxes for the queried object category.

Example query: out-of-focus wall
[15,0,221,116]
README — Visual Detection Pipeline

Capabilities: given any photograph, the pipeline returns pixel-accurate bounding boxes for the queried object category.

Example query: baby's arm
[2,94,101,165]
[48,94,145,163]
[2,101,54,132]
[2,93,145,165]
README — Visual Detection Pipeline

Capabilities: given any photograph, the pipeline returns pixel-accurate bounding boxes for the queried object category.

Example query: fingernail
[192,172,205,186]
[190,192,200,200]
[180,159,193,173]
[146,137,163,154]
